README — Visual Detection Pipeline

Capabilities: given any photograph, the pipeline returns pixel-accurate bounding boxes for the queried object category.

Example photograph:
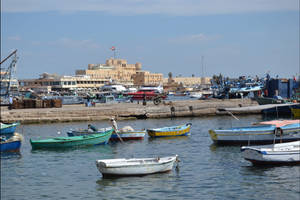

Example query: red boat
[124,90,167,105]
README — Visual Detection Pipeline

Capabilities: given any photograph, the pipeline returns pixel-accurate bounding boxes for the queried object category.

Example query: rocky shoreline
[1,99,259,124]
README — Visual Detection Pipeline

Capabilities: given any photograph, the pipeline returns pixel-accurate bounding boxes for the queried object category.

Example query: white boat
[241,141,300,165]
[96,155,178,177]
[100,84,127,92]
[139,85,164,93]
[189,92,202,98]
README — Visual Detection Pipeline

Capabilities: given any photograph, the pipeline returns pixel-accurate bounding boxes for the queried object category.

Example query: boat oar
[227,111,240,121]
[115,130,124,143]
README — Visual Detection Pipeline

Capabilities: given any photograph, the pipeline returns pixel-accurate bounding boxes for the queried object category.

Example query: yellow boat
[147,123,192,137]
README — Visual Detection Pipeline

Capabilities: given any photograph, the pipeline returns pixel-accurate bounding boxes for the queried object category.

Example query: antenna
[111,46,116,59]
[201,56,204,78]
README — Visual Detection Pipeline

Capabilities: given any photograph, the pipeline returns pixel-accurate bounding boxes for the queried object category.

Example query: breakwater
[1,99,258,124]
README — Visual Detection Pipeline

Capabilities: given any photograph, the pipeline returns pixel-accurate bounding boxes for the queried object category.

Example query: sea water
[1,115,299,200]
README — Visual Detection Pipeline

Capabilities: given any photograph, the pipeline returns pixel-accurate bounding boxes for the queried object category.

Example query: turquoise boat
[1,122,20,135]
[67,127,113,137]
[147,123,192,137]
[30,129,113,149]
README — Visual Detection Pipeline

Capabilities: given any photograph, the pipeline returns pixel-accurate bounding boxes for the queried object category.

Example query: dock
[218,103,299,114]
[1,99,260,124]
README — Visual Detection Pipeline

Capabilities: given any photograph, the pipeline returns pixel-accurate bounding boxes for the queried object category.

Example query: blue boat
[209,120,300,145]
[0,122,20,135]
[0,133,22,152]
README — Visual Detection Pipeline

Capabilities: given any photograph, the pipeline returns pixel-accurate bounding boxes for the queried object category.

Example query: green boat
[30,129,113,149]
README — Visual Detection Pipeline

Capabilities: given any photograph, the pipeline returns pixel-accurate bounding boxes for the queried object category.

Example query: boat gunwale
[30,130,113,144]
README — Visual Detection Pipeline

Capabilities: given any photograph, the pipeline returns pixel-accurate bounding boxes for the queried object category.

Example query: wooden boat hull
[0,139,21,152]
[147,123,192,137]
[67,128,113,137]
[262,104,295,116]
[30,131,113,149]
[110,131,146,141]
[241,141,300,165]
[253,97,284,105]
[209,124,300,145]
[0,122,19,135]
[96,155,178,177]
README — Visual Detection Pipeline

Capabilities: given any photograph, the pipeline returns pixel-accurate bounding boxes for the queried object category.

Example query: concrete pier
[0,99,259,124]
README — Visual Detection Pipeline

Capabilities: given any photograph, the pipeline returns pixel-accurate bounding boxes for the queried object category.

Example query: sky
[1,0,299,79]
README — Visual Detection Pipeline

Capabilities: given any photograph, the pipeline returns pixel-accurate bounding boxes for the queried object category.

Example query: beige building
[133,71,163,86]
[19,58,164,92]
[76,58,162,86]
[163,77,211,86]
[19,73,110,92]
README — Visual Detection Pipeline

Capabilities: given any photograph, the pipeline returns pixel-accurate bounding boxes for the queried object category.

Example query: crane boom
[0,49,17,65]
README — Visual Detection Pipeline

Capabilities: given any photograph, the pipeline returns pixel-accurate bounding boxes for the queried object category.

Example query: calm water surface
[1,115,299,200]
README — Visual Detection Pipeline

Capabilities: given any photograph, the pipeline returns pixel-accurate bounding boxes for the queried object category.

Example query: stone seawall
[0,99,259,124]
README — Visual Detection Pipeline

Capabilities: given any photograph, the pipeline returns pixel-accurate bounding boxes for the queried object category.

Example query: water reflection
[148,136,189,142]
[30,144,113,154]
[0,152,22,159]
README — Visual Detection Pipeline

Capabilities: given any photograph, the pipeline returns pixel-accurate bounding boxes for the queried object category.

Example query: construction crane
[0,49,18,100]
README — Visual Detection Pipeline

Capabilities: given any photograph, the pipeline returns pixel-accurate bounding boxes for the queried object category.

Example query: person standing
[110,117,123,142]
[110,118,118,132]
[8,95,13,110]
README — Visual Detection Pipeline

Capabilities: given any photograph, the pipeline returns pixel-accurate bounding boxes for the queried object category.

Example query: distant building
[19,58,165,92]
[163,77,211,87]
[19,73,110,92]
[76,58,162,86]
[132,71,163,86]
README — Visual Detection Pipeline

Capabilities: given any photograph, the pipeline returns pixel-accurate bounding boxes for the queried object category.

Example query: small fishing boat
[0,122,20,135]
[261,103,300,116]
[241,141,300,165]
[110,130,146,141]
[209,120,300,145]
[67,127,113,137]
[253,96,285,105]
[147,123,192,137]
[0,133,23,152]
[96,155,179,177]
[257,120,300,134]
[110,126,145,141]
[30,130,112,149]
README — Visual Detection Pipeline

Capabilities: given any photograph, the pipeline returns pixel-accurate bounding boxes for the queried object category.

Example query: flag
[111,46,116,51]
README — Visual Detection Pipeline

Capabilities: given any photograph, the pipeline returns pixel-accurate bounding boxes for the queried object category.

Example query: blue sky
[1,0,299,79]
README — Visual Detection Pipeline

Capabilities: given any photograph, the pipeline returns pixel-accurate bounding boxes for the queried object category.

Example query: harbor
[1,116,299,200]
[2,1,300,200]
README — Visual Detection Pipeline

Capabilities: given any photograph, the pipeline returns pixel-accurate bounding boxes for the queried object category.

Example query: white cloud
[2,0,299,15]
[49,38,100,49]
[8,36,21,41]
[169,33,222,44]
